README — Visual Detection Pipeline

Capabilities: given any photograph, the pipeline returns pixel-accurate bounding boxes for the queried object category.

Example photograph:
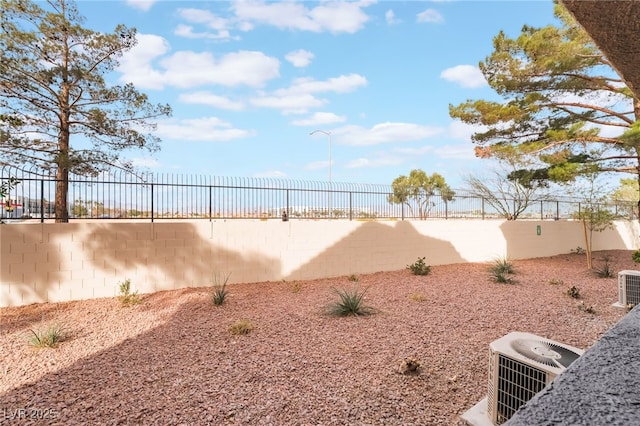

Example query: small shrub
[407,257,431,276]
[290,281,302,293]
[567,285,581,299]
[347,274,359,282]
[211,273,230,306]
[326,287,376,317]
[633,250,640,264]
[228,319,254,335]
[594,255,614,278]
[627,303,635,312]
[571,246,586,255]
[118,279,140,306]
[409,293,427,302]
[399,357,422,375]
[577,301,595,314]
[548,278,564,286]
[489,257,516,284]
[28,324,66,348]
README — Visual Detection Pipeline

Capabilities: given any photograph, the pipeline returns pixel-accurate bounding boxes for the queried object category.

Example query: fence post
[401,200,405,221]
[209,185,212,222]
[556,201,559,220]
[40,179,45,223]
[151,183,154,223]
[540,200,543,220]
[482,197,485,220]
[286,189,290,219]
[349,192,353,221]
[445,199,448,220]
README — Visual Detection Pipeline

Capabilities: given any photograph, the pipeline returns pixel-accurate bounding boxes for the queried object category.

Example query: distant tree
[388,169,454,219]
[609,177,639,219]
[449,3,640,213]
[0,0,171,222]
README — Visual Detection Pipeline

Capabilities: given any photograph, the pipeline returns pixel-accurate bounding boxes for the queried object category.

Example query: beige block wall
[1,219,638,307]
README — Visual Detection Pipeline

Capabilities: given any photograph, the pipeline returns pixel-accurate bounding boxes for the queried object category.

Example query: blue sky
[80,0,559,188]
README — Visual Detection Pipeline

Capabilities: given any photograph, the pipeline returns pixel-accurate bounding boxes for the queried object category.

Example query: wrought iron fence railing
[0,166,637,222]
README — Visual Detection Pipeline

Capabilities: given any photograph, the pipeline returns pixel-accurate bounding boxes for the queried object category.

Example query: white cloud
[175,8,236,40]
[385,10,400,25]
[285,49,315,68]
[284,74,368,94]
[440,65,487,88]
[417,8,443,23]
[178,92,245,111]
[250,93,327,115]
[125,0,156,12]
[232,0,374,34]
[153,117,254,142]
[291,112,347,126]
[119,38,281,89]
[117,34,170,90]
[334,122,444,146]
[345,156,403,168]
[174,24,234,41]
[448,121,483,141]
[130,157,161,168]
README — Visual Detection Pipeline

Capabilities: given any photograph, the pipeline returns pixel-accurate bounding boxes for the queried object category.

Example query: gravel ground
[0,250,635,426]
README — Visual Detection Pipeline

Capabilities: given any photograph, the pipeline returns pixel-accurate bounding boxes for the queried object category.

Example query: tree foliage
[388,169,454,219]
[449,3,640,199]
[0,0,171,222]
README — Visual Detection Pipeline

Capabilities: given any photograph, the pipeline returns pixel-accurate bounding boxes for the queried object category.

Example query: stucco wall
[1,219,638,307]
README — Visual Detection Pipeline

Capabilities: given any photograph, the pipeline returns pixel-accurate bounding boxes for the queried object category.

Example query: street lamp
[309,129,332,217]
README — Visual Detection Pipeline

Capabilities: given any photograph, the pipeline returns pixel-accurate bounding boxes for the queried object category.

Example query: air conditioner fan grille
[510,339,581,368]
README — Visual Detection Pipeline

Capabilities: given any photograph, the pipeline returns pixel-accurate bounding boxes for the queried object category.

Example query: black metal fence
[0,166,636,222]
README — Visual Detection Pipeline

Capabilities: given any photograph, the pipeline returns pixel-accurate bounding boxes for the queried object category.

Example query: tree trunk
[582,218,592,269]
[55,166,69,223]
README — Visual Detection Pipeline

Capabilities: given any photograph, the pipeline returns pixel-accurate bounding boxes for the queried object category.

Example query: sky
[78,0,561,188]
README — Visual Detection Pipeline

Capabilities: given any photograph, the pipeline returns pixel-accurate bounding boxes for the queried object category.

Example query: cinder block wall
[1,219,638,307]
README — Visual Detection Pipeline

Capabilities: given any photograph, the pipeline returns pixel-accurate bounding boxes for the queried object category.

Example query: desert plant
[548,278,564,286]
[633,250,640,264]
[228,319,254,335]
[567,285,581,299]
[118,279,140,306]
[399,357,422,375]
[290,281,302,293]
[577,301,595,314]
[211,273,230,306]
[326,287,376,317]
[409,293,427,302]
[347,274,359,282]
[28,324,67,348]
[489,257,516,284]
[594,255,615,278]
[407,257,431,276]
[571,246,586,255]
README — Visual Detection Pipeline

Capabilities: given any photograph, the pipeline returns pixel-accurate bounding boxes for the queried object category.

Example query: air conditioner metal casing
[618,270,640,308]
[487,332,584,425]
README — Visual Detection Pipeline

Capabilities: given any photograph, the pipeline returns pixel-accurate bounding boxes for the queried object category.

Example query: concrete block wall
[1,219,638,307]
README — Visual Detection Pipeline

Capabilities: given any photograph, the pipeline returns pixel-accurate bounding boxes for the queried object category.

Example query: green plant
[28,324,67,348]
[211,273,230,306]
[118,279,141,306]
[407,257,431,276]
[548,278,564,286]
[228,319,254,335]
[633,250,640,264]
[347,274,359,282]
[594,255,614,278]
[489,257,516,284]
[567,285,581,299]
[326,287,376,317]
[571,246,586,255]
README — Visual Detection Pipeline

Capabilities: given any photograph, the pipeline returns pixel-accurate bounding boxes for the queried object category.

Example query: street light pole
[310,129,332,217]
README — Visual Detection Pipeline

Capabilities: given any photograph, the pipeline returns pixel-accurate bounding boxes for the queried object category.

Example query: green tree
[388,169,454,219]
[0,0,171,222]
[449,3,640,209]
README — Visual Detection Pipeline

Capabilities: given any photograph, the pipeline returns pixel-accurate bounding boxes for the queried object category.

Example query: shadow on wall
[287,220,465,280]
[0,224,64,307]
[83,222,282,293]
